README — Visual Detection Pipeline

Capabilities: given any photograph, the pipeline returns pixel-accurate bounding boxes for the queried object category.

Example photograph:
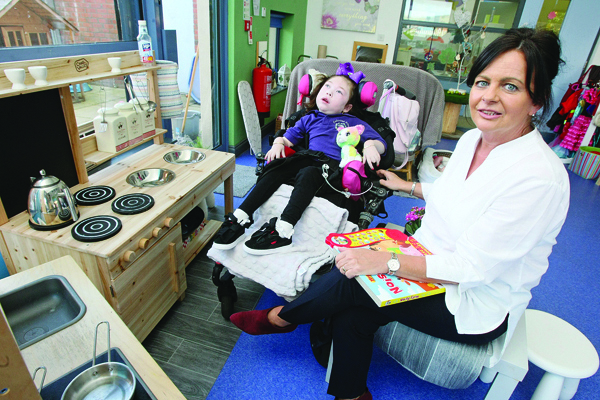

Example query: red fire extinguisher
[253,56,272,117]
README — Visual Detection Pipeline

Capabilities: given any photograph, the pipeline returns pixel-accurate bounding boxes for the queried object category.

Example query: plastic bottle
[137,20,154,64]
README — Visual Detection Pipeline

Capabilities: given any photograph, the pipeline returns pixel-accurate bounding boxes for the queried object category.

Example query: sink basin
[0,275,86,349]
[126,168,176,187]
[163,149,206,164]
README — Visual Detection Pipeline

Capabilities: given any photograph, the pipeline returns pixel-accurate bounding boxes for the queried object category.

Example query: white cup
[4,68,26,90]
[107,57,122,73]
[28,66,48,86]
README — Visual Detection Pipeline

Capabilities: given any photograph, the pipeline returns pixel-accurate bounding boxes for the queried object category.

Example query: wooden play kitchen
[0,256,188,399]
[0,51,235,341]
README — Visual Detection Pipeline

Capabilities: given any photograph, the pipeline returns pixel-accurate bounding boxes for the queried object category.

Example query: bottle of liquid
[137,20,154,64]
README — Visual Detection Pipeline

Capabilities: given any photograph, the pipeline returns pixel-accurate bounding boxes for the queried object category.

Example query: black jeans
[239,155,340,226]
[279,269,508,399]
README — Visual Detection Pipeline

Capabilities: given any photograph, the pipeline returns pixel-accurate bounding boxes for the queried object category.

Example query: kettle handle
[63,188,79,222]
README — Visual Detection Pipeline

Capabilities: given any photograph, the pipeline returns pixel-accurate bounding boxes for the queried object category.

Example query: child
[213,68,386,255]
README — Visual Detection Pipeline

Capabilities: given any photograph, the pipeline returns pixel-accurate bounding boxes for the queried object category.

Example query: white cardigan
[414,128,570,365]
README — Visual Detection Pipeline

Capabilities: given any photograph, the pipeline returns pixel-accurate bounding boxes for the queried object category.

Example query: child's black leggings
[239,156,339,226]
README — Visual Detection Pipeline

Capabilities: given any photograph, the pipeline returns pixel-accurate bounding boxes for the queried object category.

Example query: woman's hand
[335,247,389,279]
[265,143,286,163]
[376,169,407,191]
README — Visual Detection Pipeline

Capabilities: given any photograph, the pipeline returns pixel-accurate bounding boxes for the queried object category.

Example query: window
[536,0,571,35]
[395,0,524,82]
[268,12,286,73]
[0,0,227,152]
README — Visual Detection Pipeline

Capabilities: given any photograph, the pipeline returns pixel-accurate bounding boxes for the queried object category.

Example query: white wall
[163,0,196,93]
[303,0,403,64]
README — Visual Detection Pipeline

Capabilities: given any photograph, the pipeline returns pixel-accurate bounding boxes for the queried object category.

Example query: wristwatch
[387,253,400,275]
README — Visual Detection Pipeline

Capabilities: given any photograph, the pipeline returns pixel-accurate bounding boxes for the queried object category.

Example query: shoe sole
[211,234,246,250]
[242,243,292,255]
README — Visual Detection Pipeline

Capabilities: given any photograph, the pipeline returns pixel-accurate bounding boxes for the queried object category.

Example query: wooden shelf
[0,51,159,99]
[82,129,167,169]
[0,65,160,99]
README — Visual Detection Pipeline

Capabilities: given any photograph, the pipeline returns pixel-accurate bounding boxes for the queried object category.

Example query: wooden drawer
[110,223,186,341]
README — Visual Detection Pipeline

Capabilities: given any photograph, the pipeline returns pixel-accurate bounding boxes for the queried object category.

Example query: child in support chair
[212,64,387,255]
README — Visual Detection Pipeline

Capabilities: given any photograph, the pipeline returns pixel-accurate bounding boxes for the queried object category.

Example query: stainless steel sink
[163,149,206,164]
[126,168,176,187]
[0,275,86,349]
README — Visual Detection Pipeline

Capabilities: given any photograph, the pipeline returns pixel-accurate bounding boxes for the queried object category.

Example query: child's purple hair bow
[336,62,366,85]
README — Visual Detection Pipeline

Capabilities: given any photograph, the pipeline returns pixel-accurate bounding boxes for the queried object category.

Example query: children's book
[325,228,445,307]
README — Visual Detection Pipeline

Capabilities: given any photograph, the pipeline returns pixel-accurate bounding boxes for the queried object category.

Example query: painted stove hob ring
[111,193,155,215]
[71,215,122,242]
[74,186,116,206]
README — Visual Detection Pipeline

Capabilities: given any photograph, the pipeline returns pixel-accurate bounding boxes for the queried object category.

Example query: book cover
[325,228,445,307]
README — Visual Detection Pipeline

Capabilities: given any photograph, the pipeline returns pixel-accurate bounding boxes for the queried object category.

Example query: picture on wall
[321,0,380,34]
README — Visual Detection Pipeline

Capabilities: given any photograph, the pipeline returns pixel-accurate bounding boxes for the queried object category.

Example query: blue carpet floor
[209,137,600,399]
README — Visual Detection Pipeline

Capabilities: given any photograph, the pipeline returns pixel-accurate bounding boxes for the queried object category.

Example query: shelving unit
[0,50,164,224]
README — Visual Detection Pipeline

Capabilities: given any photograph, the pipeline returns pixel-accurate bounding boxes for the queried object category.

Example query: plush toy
[336,124,364,168]
[336,125,368,201]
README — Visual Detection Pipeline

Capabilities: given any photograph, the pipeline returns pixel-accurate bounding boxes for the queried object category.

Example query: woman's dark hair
[466,28,564,120]
[305,74,361,115]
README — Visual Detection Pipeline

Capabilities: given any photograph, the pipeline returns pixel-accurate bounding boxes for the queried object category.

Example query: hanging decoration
[449,0,490,91]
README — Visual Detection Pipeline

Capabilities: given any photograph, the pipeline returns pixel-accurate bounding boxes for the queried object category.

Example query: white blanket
[208,184,357,299]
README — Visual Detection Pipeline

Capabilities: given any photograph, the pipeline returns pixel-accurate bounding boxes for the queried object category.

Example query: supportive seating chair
[211,59,445,319]
[282,59,445,180]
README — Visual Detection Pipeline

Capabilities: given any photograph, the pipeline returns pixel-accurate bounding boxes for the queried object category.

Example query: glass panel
[0,0,138,49]
[472,0,520,29]
[15,31,24,47]
[7,32,16,47]
[398,25,502,80]
[30,33,40,46]
[403,0,476,24]
[72,78,127,131]
[536,0,570,34]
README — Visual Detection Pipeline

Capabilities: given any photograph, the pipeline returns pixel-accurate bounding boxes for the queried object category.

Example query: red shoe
[230,307,297,335]
[335,388,372,400]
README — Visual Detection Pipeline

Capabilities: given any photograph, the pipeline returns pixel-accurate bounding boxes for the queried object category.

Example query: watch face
[387,254,400,272]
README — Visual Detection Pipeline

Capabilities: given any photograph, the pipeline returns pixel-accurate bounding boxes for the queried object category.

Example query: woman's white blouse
[414,128,570,365]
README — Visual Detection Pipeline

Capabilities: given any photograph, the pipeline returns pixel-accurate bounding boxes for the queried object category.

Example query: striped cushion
[374,322,491,389]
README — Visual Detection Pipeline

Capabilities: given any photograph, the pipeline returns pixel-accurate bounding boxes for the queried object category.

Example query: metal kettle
[28,170,79,231]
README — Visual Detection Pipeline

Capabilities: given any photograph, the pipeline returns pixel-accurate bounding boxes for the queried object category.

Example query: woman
[229,28,570,400]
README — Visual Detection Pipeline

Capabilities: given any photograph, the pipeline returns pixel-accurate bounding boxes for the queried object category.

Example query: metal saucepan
[61,321,135,400]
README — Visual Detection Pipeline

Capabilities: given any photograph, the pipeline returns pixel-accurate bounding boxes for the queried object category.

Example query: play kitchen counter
[0,143,235,341]
[0,255,186,399]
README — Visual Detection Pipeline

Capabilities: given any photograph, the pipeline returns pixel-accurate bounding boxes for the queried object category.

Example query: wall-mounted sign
[321,0,380,34]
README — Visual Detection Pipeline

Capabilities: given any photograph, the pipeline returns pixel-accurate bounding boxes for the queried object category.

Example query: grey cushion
[283,59,445,148]
[374,322,491,389]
